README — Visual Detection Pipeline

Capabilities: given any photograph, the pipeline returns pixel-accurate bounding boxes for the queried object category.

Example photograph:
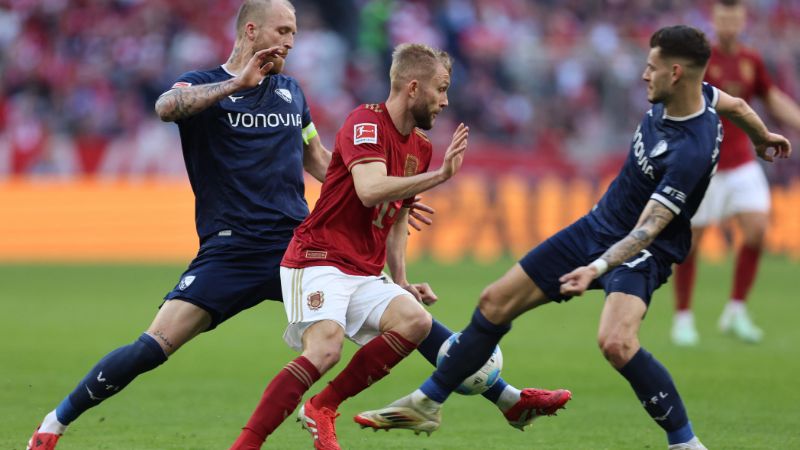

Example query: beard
[411,100,434,130]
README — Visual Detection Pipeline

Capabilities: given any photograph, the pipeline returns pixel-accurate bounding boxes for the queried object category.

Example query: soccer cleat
[27,425,61,450]
[503,388,572,431]
[297,399,341,450]
[354,392,441,435]
[719,308,763,343]
[668,436,708,449]
[671,313,700,347]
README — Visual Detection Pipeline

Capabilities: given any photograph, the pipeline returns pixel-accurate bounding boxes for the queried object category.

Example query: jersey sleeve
[339,109,387,171]
[702,82,720,108]
[752,52,774,98]
[651,138,713,216]
[166,71,209,93]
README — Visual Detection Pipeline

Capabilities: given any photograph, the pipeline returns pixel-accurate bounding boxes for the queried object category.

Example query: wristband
[589,258,609,277]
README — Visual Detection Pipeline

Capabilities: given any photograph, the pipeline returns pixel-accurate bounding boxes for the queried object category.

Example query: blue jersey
[171,67,313,243]
[586,83,723,263]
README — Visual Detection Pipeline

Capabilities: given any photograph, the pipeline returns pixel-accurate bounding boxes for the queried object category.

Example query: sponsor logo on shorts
[354,123,378,145]
[178,275,196,290]
[307,291,325,310]
[305,250,328,259]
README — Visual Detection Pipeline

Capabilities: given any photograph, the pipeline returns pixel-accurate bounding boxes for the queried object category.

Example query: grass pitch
[2,256,798,449]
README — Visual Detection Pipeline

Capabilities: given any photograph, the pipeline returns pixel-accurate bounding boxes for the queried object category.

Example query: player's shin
[618,348,695,445]
[230,356,321,450]
[424,308,511,403]
[55,333,167,427]
[313,331,416,411]
[417,319,511,404]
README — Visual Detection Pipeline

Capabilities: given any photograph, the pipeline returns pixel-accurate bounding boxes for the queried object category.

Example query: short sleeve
[702,82,719,108]
[752,53,774,98]
[650,140,713,215]
[295,85,317,144]
[166,71,210,93]
[339,109,387,171]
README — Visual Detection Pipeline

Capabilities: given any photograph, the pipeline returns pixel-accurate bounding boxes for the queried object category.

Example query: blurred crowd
[1,0,799,179]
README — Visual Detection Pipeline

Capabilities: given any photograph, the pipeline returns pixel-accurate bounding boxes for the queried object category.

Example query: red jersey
[705,45,774,170]
[282,103,433,276]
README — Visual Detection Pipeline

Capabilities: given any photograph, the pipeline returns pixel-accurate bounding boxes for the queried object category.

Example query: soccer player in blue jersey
[356,26,791,449]
[26,2,558,449]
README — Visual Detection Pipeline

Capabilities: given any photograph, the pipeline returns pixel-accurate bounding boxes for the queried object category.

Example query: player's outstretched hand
[754,132,792,162]
[439,123,469,180]
[408,196,435,232]
[558,266,595,297]
[234,47,282,90]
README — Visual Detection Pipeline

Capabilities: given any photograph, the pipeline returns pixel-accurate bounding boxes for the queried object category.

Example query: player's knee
[478,285,514,324]
[301,322,344,373]
[598,335,637,369]
[393,306,432,344]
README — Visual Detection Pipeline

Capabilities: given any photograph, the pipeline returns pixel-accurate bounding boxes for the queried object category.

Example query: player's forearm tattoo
[156,79,238,122]
[600,202,674,268]
[152,330,174,350]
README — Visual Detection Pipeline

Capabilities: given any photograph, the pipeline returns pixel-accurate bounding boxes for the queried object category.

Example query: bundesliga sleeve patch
[354,123,378,145]
[171,81,192,88]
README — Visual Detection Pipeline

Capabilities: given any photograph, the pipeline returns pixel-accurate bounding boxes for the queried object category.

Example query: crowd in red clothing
[1,0,798,178]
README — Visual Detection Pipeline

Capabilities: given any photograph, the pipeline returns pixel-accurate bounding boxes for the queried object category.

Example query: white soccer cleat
[671,313,699,347]
[354,391,441,435]
[719,307,763,343]
[668,436,707,449]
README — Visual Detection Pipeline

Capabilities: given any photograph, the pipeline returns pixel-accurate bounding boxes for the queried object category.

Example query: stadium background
[2,1,799,449]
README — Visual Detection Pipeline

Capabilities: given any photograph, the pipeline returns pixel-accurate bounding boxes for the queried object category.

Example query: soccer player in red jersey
[228,43,468,450]
[671,0,800,346]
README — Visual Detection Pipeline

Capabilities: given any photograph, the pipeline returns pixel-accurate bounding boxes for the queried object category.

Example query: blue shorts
[164,234,289,330]
[519,217,673,306]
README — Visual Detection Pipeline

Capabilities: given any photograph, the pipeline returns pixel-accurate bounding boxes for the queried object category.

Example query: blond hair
[389,43,452,92]
[235,0,295,38]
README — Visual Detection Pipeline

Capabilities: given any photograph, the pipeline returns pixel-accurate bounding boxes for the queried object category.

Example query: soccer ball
[436,333,503,395]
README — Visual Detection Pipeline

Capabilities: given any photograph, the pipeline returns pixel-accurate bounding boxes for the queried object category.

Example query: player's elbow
[728,96,749,118]
[354,185,381,207]
[154,98,175,122]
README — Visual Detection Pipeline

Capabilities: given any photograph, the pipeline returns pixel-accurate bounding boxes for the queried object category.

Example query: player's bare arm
[351,123,469,207]
[385,207,438,305]
[155,47,282,122]
[559,200,675,296]
[765,87,800,130]
[302,135,331,183]
[715,89,792,161]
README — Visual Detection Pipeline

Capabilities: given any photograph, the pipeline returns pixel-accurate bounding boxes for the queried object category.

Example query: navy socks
[618,347,693,443]
[56,333,167,424]
[417,318,509,403]
[421,309,510,403]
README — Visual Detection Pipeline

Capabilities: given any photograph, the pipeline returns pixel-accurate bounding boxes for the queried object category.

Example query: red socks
[230,356,320,450]
[731,244,762,301]
[674,253,697,311]
[312,331,416,411]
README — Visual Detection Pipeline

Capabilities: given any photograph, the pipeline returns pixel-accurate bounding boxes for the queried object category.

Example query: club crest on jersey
[171,81,192,88]
[178,275,196,290]
[307,291,325,310]
[275,88,292,103]
[650,140,668,158]
[354,123,378,145]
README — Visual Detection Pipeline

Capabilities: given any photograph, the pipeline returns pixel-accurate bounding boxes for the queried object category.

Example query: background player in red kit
[671,0,800,345]
[229,43,468,450]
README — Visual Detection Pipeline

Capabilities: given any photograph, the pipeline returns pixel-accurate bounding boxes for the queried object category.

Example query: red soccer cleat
[503,388,572,431]
[297,398,341,450]
[27,425,61,450]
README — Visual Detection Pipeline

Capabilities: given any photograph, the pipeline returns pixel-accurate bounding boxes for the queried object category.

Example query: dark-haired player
[356,26,791,450]
[671,0,800,346]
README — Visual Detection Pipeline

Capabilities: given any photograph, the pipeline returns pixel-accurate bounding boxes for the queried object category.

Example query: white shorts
[280,265,413,352]
[691,160,771,226]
